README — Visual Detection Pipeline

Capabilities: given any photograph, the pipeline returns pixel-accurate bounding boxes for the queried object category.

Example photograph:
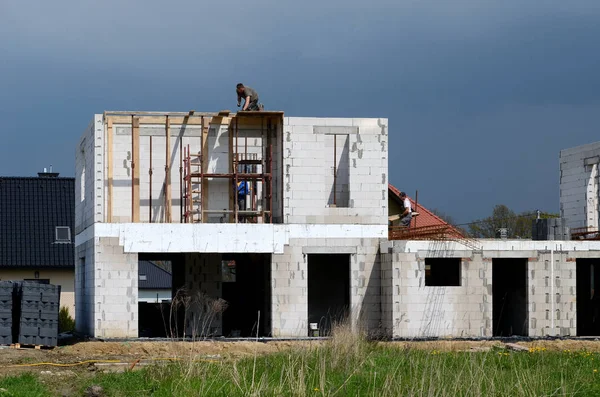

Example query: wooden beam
[229,123,234,223]
[107,115,260,126]
[165,116,172,223]
[107,119,113,222]
[132,117,140,222]
[201,116,208,223]
[106,110,218,117]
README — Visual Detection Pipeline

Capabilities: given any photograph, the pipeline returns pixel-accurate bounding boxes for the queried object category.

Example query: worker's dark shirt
[237,87,259,102]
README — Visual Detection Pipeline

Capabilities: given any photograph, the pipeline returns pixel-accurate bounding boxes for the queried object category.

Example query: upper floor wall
[283,117,388,225]
[75,112,388,232]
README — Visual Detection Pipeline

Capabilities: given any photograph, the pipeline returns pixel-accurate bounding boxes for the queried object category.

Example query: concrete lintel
[584,156,600,166]
[380,241,393,253]
[416,250,474,259]
[79,223,386,254]
[302,246,357,255]
[481,250,538,259]
[313,126,358,135]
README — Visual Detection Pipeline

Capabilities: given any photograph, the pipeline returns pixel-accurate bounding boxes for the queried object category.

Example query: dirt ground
[2,339,600,377]
[0,340,318,377]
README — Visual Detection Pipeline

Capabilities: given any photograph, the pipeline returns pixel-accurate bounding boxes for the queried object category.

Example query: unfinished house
[382,151,600,339]
[74,112,600,340]
[75,111,388,338]
[380,239,600,338]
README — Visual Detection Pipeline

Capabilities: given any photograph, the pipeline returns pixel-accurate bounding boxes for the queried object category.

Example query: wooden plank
[235,111,285,118]
[107,119,113,222]
[229,123,234,223]
[218,110,231,117]
[201,117,209,223]
[165,117,172,223]
[105,111,217,117]
[108,115,258,126]
[132,117,140,222]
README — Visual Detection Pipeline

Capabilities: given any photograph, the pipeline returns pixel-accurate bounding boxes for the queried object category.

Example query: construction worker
[237,180,248,217]
[399,192,412,227]
[236,83,262,111]
[237,180,248,208]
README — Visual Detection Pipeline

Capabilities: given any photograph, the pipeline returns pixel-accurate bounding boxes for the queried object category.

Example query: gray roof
[139,260,172,289]
[0,177,74,268]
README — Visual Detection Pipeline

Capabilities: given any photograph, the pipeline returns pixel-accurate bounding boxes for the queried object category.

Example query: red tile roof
[388,184,462,235]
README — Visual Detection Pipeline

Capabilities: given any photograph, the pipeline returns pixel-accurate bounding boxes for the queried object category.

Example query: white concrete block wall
[111,127,133,222]
[389,250,492,338]
[75,117,100,234]
[380,252,394,337]
[560,142,600,230]
[271,237,381,337]
[351,238,382,332]
[271,243,307,337]
[528,251,576,337]
[183,253,223,337]
[283,117,388,225]
[75,239,95,335]
[94,237,138,338]
[387,241,589,338]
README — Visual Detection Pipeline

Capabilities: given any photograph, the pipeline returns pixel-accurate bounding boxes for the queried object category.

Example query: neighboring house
[0,173,75,318]
[138,260,172,303]
[388,184,457,230]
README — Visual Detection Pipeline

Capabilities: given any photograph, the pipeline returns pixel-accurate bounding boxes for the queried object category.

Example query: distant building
[0,174,75,317]
[138,260,172,303]
[560,141,600,232]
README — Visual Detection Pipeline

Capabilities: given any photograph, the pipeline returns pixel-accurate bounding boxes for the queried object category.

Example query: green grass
[4,340,600,396]
[0,374,48,397]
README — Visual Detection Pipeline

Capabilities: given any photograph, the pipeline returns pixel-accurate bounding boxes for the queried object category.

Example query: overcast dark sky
[1,0,599,223]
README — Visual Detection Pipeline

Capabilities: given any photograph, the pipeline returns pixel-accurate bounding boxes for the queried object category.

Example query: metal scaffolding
[182,112,280,224]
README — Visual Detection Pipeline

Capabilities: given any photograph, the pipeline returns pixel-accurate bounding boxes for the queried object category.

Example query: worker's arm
[237,92,241,107]
[242,96,251,111]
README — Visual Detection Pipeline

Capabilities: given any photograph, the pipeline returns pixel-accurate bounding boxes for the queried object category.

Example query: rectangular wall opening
[576,259,600,336]
[221,253,271,337]
[326,134,350,208]
[492,258,528,337]
[425,258,461,286]
[308,254,350,336]
[137,253,183,338]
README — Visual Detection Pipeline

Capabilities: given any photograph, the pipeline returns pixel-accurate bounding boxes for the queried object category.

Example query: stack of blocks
[0,281,13,345]
[18,282,61,347]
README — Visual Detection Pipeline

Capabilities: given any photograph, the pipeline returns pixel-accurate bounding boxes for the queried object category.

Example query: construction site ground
[2,339,600,377]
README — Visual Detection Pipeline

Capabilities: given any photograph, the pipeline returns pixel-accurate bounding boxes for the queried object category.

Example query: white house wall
[560,141,600,230]
[380,240,599,338]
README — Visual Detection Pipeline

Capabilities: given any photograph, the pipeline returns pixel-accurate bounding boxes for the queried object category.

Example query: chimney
[38,165,59,178]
